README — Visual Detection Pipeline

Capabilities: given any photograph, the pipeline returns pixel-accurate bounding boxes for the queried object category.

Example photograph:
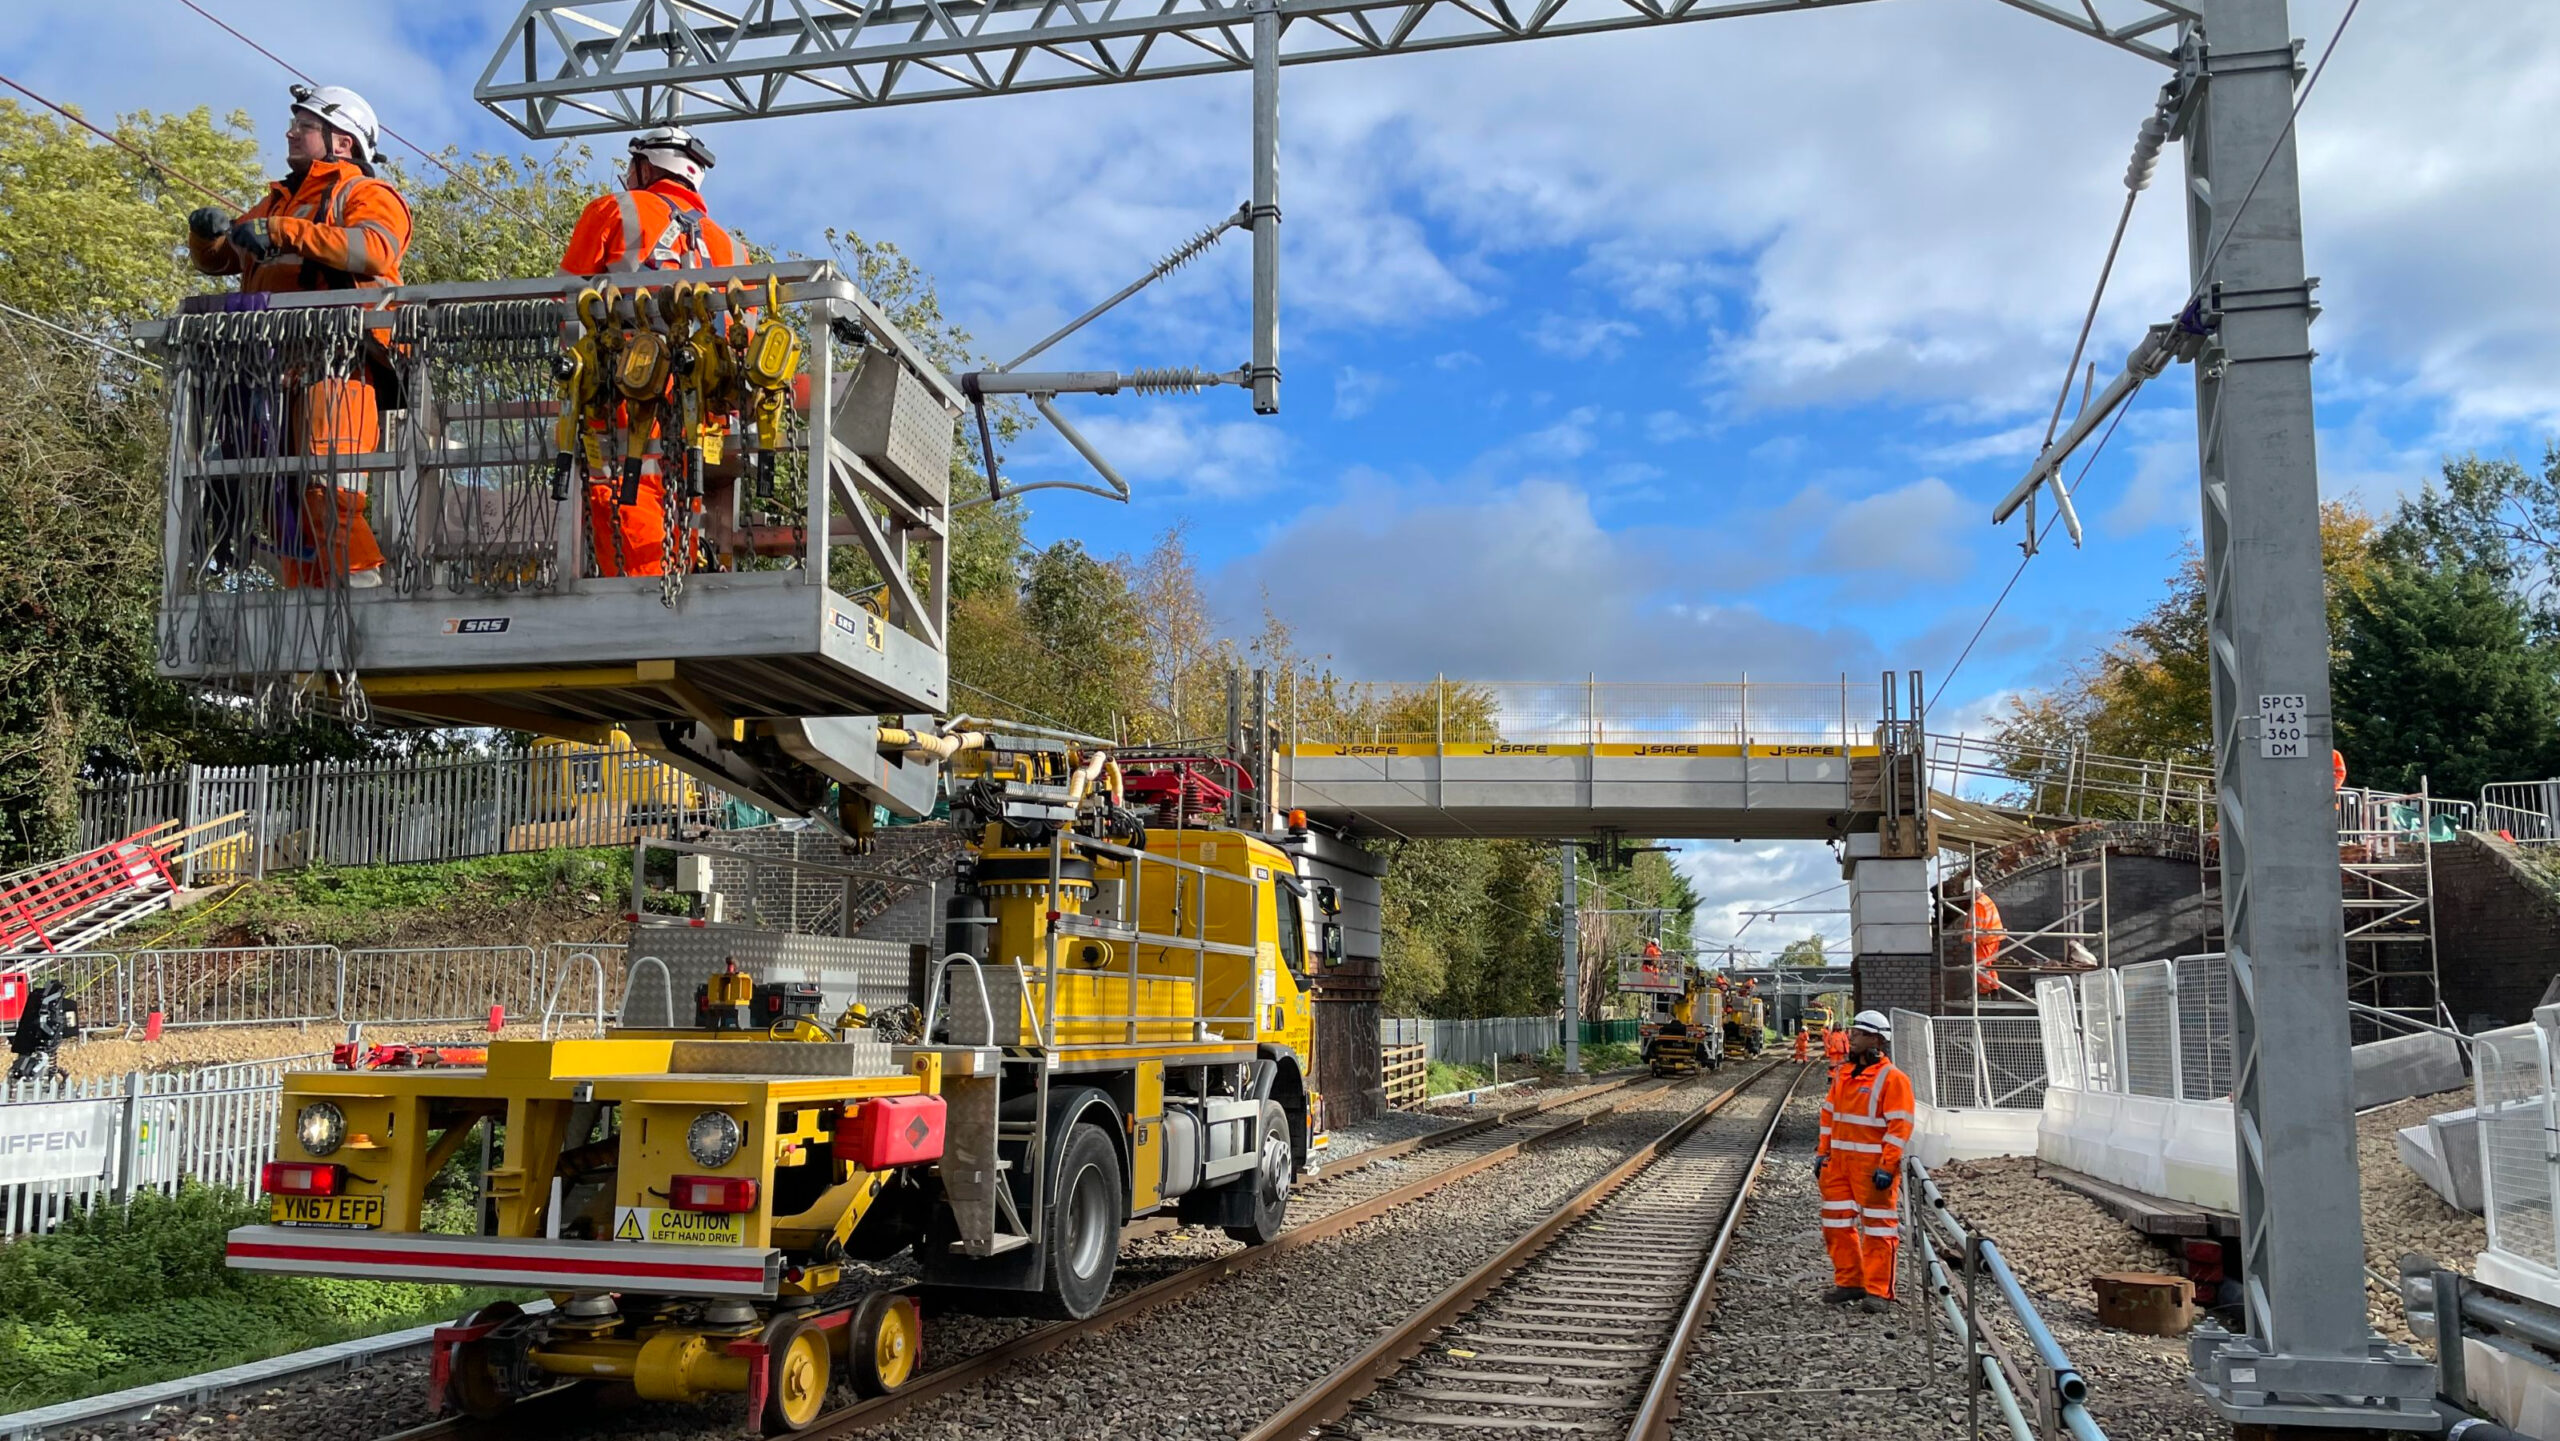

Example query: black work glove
[227,217,280,264]
[188,206,231,240]
[1871,1168,1893,1191]
[1811,1154,1824,1178]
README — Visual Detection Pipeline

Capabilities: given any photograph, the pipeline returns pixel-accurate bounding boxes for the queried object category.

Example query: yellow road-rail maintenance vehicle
[1622,948,1723,1078]
[225,720,1325,1433]
[1719,978,1768,1060]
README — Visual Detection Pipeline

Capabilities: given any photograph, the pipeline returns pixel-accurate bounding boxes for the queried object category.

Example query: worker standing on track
[558,126,740,577]
[1814,1010,1914,1313]
[1793,1027,1810,1062]
[1824,1023,1849,1069]
[185,84,408,589]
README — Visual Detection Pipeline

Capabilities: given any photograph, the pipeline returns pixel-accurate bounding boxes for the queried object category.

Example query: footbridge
[1276,676,1926,843]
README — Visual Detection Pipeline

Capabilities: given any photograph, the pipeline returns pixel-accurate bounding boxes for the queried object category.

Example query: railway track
[1239,1061,1804,1441]
[354,1068,1737,1441]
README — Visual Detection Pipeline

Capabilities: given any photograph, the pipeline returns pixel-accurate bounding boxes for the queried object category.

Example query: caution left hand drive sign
[614,1206,745,1245]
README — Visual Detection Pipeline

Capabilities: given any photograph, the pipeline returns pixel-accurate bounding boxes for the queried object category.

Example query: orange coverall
[1816,1054,1915,1299]
[1824,1028,1849,1066]
[1971,891,2006,996]
[188,158,410,587]
[1793,1030,1811,1062]
[558,179,741,577]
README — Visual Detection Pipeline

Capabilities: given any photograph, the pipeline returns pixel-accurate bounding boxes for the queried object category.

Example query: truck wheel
[847,1292,921,1397]
[1034,1123,1122,1320]
[1224,1100,1292,1246]
[446,1300,524,1420]
[758,1313,831,1434]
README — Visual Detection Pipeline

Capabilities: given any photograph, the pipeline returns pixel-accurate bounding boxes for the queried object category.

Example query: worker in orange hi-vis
[1824,1024,1850,1068]
[1970,882,2006,997]
[2333,749,2348,792]
[559,127,741,578]
[186,85,409,590]
[1793,1028,1811,1062]
[1814,1011,1915,1312]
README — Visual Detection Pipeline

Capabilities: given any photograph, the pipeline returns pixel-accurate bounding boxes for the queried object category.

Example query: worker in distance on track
[186,84,409,589]
[558,125,740,578]
[1814,1010,1914,1312]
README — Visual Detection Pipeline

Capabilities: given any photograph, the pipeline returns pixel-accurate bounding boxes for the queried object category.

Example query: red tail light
[262,1161,346,1196]
[669,1175,759,1213]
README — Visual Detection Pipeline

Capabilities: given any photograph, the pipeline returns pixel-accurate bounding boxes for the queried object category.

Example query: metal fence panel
[2078,970,2120,1094]
[1379,1015,1561,1067]
[2118,960,2177,1099]
[1894,1009,1937,1107]
[342,945,545,1026]
[0,1057,319,1238]
[2173,953,2234,1100]
[135,944,343,1029]
[2475,1023,2557,1272]
[2037,977,2086,1092]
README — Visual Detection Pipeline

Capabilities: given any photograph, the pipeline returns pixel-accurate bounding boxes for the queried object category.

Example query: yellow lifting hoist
[729,276,802,501]
[549,287,613,501]
[610,287,676,510]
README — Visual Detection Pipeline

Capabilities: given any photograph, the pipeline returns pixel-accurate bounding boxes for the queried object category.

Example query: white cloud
[1434,350,1483,371]
[1220,474,1890,680]
[1645,410,1699,445]
[1530,312,1641,361]
[1675,841,1849,960]
[1333,365,1389,419]
[1809,477,1971,582]
[1025,404,1287,501]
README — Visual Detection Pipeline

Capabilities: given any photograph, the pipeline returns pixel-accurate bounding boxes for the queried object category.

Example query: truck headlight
[687,1110,741,1168]
[296,1101,346,1157]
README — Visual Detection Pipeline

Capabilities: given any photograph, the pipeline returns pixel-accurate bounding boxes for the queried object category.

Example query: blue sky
[12,1,2558,958]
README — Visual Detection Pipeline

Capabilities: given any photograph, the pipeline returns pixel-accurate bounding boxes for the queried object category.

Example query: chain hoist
[730,275,802,502]
[550,287,611,502]
[610,286,675,509]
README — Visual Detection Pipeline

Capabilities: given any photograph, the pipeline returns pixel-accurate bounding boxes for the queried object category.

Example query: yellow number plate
[613,1206,744,1246]
[270,1195,383,1229]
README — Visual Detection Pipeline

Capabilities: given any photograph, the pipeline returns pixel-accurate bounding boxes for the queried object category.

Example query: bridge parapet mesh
[1283,677,1878,749]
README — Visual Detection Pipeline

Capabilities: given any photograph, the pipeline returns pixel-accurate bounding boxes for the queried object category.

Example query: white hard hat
[628,125,716,187]
[1851,1009,1892,1039]
[290,85,382,171]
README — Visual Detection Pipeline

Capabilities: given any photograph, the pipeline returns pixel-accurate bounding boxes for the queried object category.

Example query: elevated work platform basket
[138,261,961,739]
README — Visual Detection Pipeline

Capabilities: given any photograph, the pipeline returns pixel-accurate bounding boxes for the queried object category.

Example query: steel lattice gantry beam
[473,0,2188,131]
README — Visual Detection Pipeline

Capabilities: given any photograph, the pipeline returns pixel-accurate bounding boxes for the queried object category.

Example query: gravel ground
[1673,1088,1967,1441]
[1927,1156,2216,1439]
[1319,1106,1461,1165]
[58,1073,1700,1441]
[56,1023,551,1080]
[2356,1088,2487,1340]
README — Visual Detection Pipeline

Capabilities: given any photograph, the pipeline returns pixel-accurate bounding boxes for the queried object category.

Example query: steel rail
[791,1067,1745,1438]
[360,1068,1675,1441]
[1237,1061,1806,1441]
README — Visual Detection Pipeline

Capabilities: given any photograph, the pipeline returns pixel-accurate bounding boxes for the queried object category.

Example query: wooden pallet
[1382,1042,1428,1108]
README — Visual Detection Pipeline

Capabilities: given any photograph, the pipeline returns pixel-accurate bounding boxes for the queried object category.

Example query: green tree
[388,147,601,286]
[0,102,259,328]
[1777,935,1829,967]
[1992,501,2374,813]
[2335,559,2560,797]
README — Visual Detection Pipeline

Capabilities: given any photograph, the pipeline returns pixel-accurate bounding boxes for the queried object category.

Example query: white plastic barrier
[1907,1100,2041,1165]
[2038,1085,2237,1210]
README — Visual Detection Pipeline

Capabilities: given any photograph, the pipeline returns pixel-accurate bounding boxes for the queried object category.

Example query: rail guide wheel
[446,1299,529,1420]
[845,1291,922,1397]
[759,1312,831,1434]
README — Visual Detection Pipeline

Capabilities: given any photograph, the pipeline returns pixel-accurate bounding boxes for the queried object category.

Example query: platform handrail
[615,955,677,1029]
[541,949,612,1038]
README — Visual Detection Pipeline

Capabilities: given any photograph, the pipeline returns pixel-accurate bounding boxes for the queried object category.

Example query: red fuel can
[832,1094,947,1169]
[0,972,26,1025]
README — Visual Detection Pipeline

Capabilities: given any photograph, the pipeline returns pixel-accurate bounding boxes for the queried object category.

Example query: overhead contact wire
[0,72,246,208]
[178,0,571,252]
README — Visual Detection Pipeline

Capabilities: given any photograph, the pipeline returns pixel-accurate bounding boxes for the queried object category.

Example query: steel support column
[1559,842,1581,1075]
[2178,0,2431,1424]
[1249,0,1283,414]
